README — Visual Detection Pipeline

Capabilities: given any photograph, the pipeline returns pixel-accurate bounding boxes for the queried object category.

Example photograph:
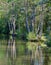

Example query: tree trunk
[30,6,36,32]
[7,15,16,65]
[26,17,30,33]
[36,3,44,38]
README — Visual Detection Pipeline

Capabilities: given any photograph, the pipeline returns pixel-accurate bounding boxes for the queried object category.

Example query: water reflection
[34,46,43,65]
[6,40,51,65]
[7,37,16,65]
[0,40,51,65]
[43,48,50,65]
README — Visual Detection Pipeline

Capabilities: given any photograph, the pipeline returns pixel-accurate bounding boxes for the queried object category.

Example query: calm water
[0,39,51,65]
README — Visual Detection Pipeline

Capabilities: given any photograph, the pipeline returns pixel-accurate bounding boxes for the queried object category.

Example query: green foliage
[41,35,47,41]
[0,0,51,47]
[27,32,36,40]
[46,32,51,47]
[27,35,47,51]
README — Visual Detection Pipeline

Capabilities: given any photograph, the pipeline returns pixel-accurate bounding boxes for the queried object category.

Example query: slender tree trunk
[37,3,44,38]
[39,3,44,37]
[26,16,30,33]
[7,15,16,65]
[25,0,30,33]
[30,6,36,32]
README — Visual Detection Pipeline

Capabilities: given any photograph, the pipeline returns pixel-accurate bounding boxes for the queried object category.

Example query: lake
[0,39,51,65]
